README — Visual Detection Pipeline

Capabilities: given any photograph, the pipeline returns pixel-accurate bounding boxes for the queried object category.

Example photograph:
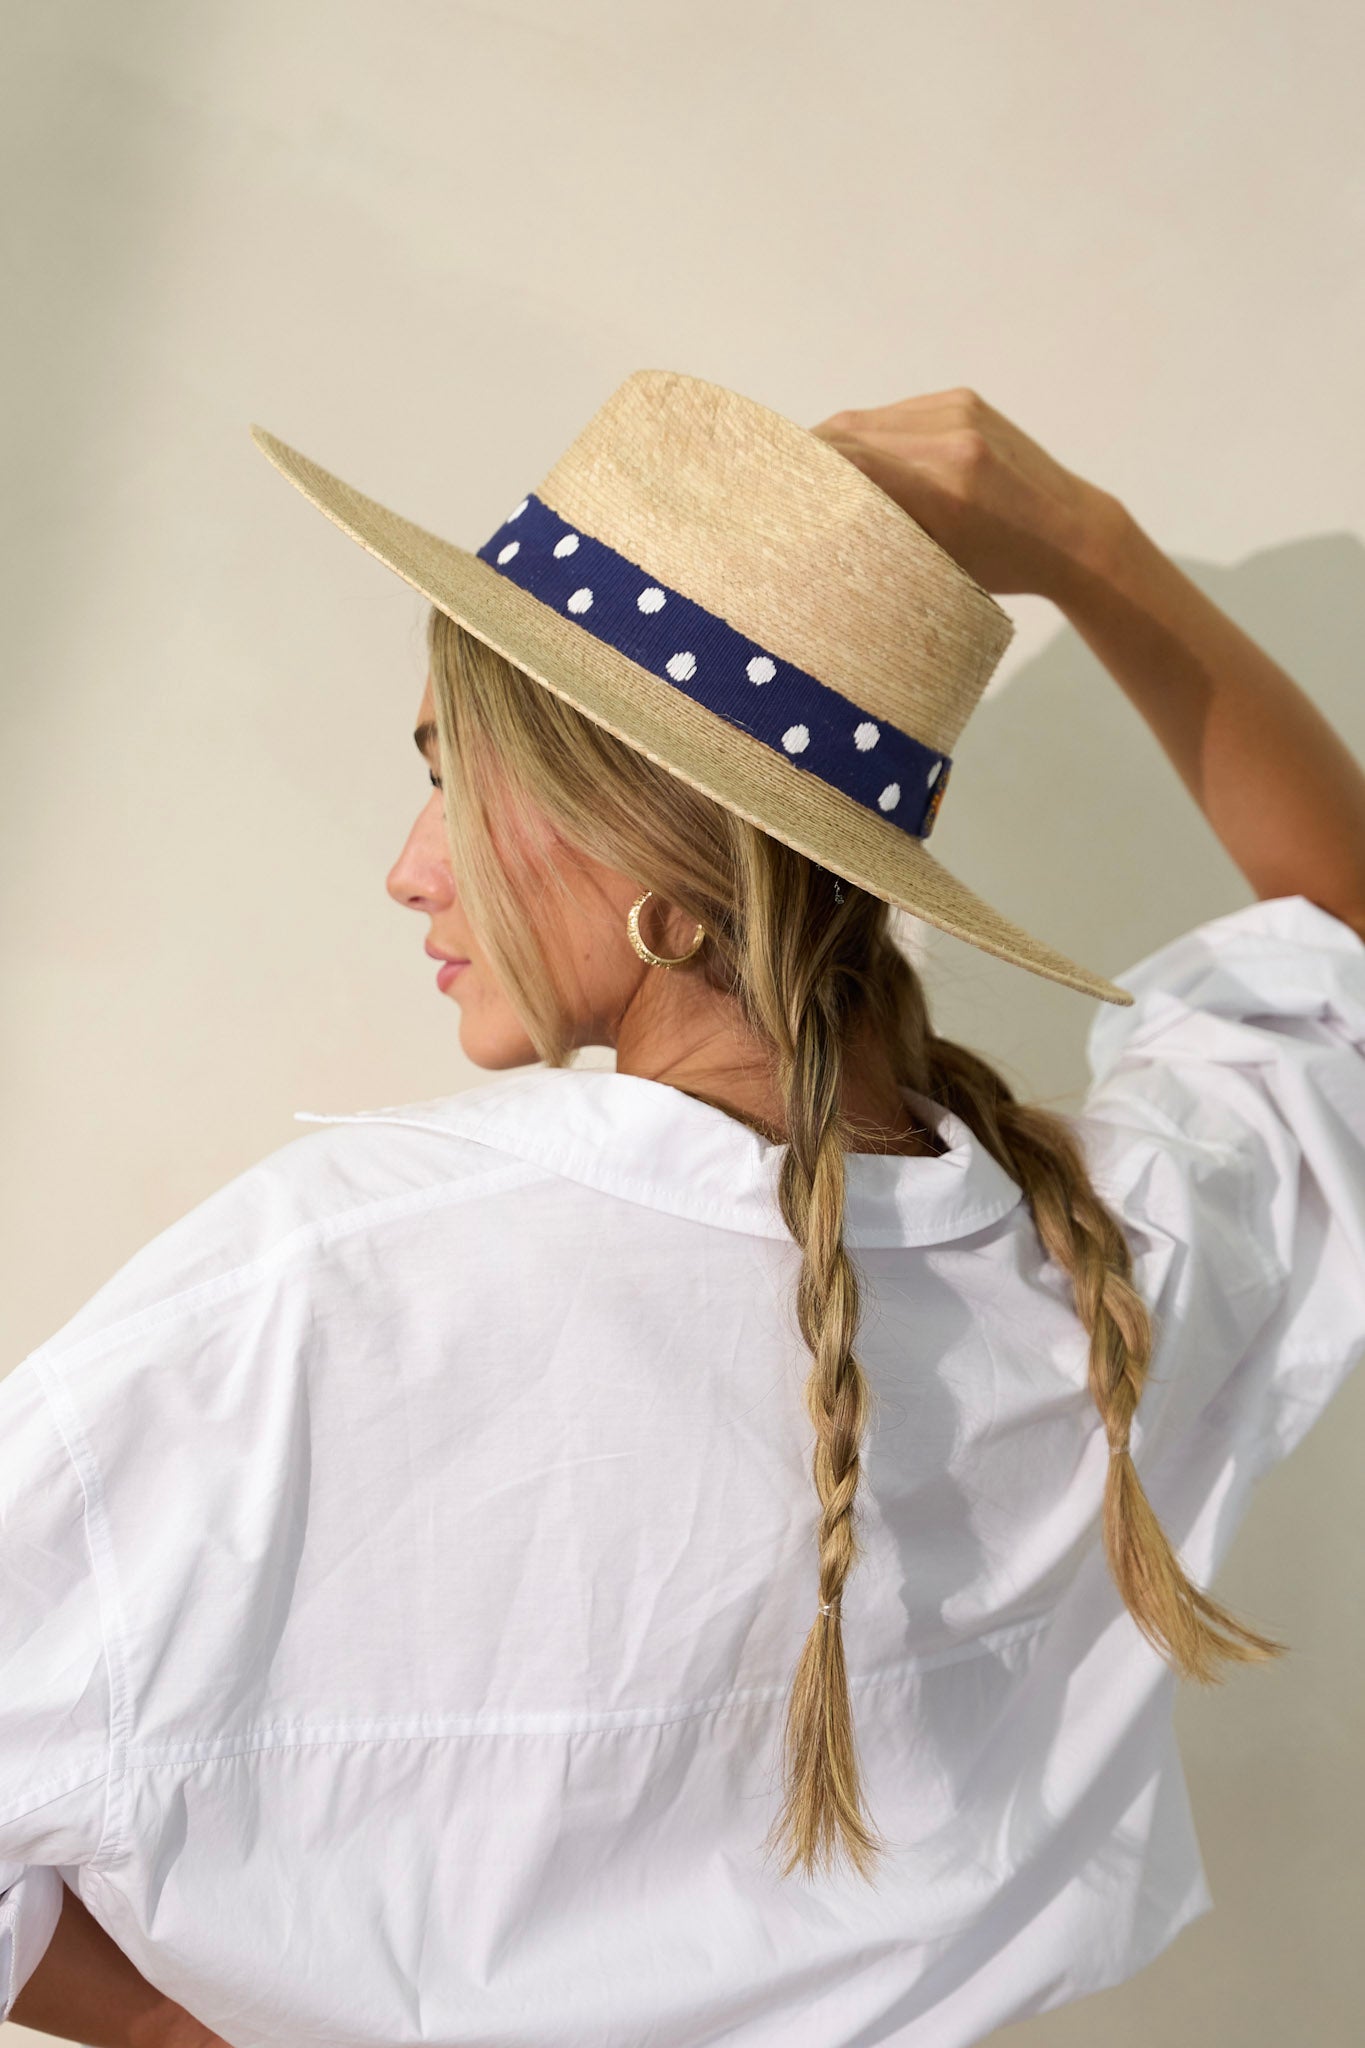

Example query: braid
[759,975,889,1884]
[423,613,1285,1893]
[913,1013,1289,1684]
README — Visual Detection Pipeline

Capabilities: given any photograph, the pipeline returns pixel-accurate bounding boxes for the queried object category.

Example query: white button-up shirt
[3,893,1364,2048]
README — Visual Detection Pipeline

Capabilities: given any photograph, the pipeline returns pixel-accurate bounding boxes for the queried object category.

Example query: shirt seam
[1230,1110,1292,1300]
[22,1359,133,1878]
[110,1613,1056,1767]
[1085,1089,1289,1301]
[23,1160,551,1375]
[1246,1334,1365,1477]
[0,1764,110,1833]
[1224,1114,1330,1476]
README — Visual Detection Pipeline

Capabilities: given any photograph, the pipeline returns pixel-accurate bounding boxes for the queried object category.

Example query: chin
[456,1014,540,1070]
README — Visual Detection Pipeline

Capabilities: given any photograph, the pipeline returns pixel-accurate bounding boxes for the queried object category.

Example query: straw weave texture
[250,370,1132,1006]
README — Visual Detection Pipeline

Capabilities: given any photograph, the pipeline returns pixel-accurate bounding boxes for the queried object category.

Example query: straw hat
[250,367,1132,1006]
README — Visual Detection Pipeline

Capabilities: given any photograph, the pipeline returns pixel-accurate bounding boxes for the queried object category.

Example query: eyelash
[428,769,443,791]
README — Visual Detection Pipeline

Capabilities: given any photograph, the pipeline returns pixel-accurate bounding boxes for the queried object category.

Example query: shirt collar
[293,1066,1023,1249]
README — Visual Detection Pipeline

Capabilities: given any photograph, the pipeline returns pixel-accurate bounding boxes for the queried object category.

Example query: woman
[5,375,1365,2047]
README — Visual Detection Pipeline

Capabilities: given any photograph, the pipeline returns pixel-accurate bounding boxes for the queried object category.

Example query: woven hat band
[476,491,954,843]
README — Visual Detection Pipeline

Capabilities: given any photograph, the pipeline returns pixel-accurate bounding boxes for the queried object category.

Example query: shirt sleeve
[1081,893,1365,1477]
[0,1357,114,2020]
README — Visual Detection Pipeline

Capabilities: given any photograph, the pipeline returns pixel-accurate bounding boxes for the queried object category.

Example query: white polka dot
[638,587,666,612]
[782,725,810,754]
[927,759,942,786]
[878,782,901,811]
[747,656,776,685]
[496,541,520,565]
[567,588,593,613]
[853,721,880,750]
[507,498,528,521]
[666,651,697,681]
[553,534,580,558]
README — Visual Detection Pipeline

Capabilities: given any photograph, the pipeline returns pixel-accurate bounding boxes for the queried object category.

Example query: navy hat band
[475,493,953,842]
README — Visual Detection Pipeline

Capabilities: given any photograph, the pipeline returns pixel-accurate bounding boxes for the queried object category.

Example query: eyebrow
[413,721,439,758]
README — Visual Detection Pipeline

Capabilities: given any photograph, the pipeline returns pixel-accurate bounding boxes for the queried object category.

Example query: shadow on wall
[899,531,1365,1116]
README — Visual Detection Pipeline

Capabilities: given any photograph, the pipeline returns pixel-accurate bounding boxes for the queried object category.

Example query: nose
[385,802,455,914]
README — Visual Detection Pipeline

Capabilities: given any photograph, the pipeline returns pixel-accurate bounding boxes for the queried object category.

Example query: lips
[424,942,470,965]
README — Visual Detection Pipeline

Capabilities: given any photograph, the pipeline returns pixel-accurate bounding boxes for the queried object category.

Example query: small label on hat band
[475,492,952,842]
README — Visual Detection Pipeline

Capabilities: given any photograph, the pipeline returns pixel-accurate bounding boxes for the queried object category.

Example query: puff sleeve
[1080,893,1365,1478]
[0,1357,114,2020]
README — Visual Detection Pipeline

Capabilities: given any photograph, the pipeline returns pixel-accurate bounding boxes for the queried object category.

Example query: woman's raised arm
[1052,499,1365,938]
[812,390,1365,941]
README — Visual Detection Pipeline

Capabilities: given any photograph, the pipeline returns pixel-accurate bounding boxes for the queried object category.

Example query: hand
[152,2015,232,2048]
[9,1882,236,2048]
[127,1993,234,2048]
[808,387,1122,603]
[161,2019,234,2048]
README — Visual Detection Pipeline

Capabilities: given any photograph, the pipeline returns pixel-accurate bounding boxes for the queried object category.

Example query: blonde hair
[425,605,1288,1886]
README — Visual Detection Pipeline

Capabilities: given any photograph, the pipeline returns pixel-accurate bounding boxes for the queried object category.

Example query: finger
[823,424,980,473]
[812,404,984,452]
[826,389,985,423]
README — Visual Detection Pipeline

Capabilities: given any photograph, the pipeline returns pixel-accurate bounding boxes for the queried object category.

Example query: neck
[610,973,941,1156]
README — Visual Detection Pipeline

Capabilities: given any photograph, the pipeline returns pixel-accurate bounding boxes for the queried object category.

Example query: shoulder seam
[20,1363,130,1874]
[25,1159,550,1375]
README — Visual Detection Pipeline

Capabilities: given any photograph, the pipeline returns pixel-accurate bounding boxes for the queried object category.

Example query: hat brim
[250,426,1133,1007]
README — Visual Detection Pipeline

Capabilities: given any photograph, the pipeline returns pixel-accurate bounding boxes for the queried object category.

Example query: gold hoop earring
[626,889,706,969]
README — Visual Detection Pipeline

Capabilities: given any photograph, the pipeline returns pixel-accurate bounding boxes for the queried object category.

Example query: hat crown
[247,369,1133,1002]
[533,369,1014,755]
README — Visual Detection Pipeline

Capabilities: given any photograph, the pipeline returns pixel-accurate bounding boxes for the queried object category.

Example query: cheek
[494,794,560,866]
[550,900,640,1015]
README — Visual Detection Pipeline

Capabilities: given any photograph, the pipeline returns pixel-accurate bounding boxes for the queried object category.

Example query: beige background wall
[4,3,1363,2041]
